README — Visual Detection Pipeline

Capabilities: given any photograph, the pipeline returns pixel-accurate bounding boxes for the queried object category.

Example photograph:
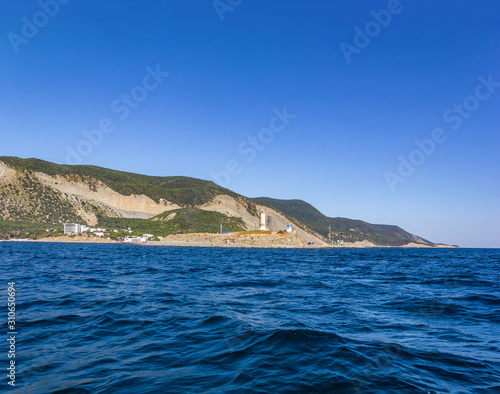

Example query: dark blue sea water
[1,243,499,393]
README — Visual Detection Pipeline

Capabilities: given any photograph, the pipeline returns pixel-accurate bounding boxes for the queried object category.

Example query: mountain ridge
[253,197,432,246]
[0,156,444,246]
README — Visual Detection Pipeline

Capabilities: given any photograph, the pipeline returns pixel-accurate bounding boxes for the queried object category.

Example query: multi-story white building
[64,223,81,234]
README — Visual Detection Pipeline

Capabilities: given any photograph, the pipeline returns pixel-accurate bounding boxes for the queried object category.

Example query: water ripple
[1,243,499,393]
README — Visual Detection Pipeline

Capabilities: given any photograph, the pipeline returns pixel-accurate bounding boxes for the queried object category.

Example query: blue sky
[1,0,499,247]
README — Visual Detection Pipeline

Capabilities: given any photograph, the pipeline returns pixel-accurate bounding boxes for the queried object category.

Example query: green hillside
[0,156,238,207]
[97,208,245,237]
[0,218,63,239]
[253,197,432,246]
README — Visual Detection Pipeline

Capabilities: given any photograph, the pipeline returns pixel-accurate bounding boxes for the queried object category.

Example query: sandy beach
[18,233,457,248]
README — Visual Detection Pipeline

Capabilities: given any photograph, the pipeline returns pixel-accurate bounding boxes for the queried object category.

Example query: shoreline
[1,235,459,249]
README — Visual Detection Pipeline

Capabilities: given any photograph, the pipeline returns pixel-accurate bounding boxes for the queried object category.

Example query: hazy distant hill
[253,197,432,246]
[0,156,435,246]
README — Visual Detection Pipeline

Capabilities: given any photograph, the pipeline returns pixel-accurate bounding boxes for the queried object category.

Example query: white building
[64,223,81,234]
[124,236,148,243]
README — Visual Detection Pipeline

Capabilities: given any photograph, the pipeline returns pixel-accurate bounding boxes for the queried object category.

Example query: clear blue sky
[1,1,499,247]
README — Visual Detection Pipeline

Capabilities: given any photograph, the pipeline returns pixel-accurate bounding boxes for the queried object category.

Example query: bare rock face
[200,195,258,229]
[199,195,324,244]
[153,212,177,221]
[34,172,181,217]
[0,162,7,179]
[0,162,180,224]
[0,162,17,183]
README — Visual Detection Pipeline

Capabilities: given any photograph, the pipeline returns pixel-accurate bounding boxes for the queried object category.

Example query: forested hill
[253,197,433,246]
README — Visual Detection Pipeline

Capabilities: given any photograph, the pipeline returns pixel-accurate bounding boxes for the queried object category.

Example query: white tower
[259,209,267,231]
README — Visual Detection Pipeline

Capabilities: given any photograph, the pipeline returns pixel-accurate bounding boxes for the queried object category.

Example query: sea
[0,242,499,393]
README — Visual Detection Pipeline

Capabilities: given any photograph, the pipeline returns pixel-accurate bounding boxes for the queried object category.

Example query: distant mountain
[0,156,437,246]
[253,197,432,246]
